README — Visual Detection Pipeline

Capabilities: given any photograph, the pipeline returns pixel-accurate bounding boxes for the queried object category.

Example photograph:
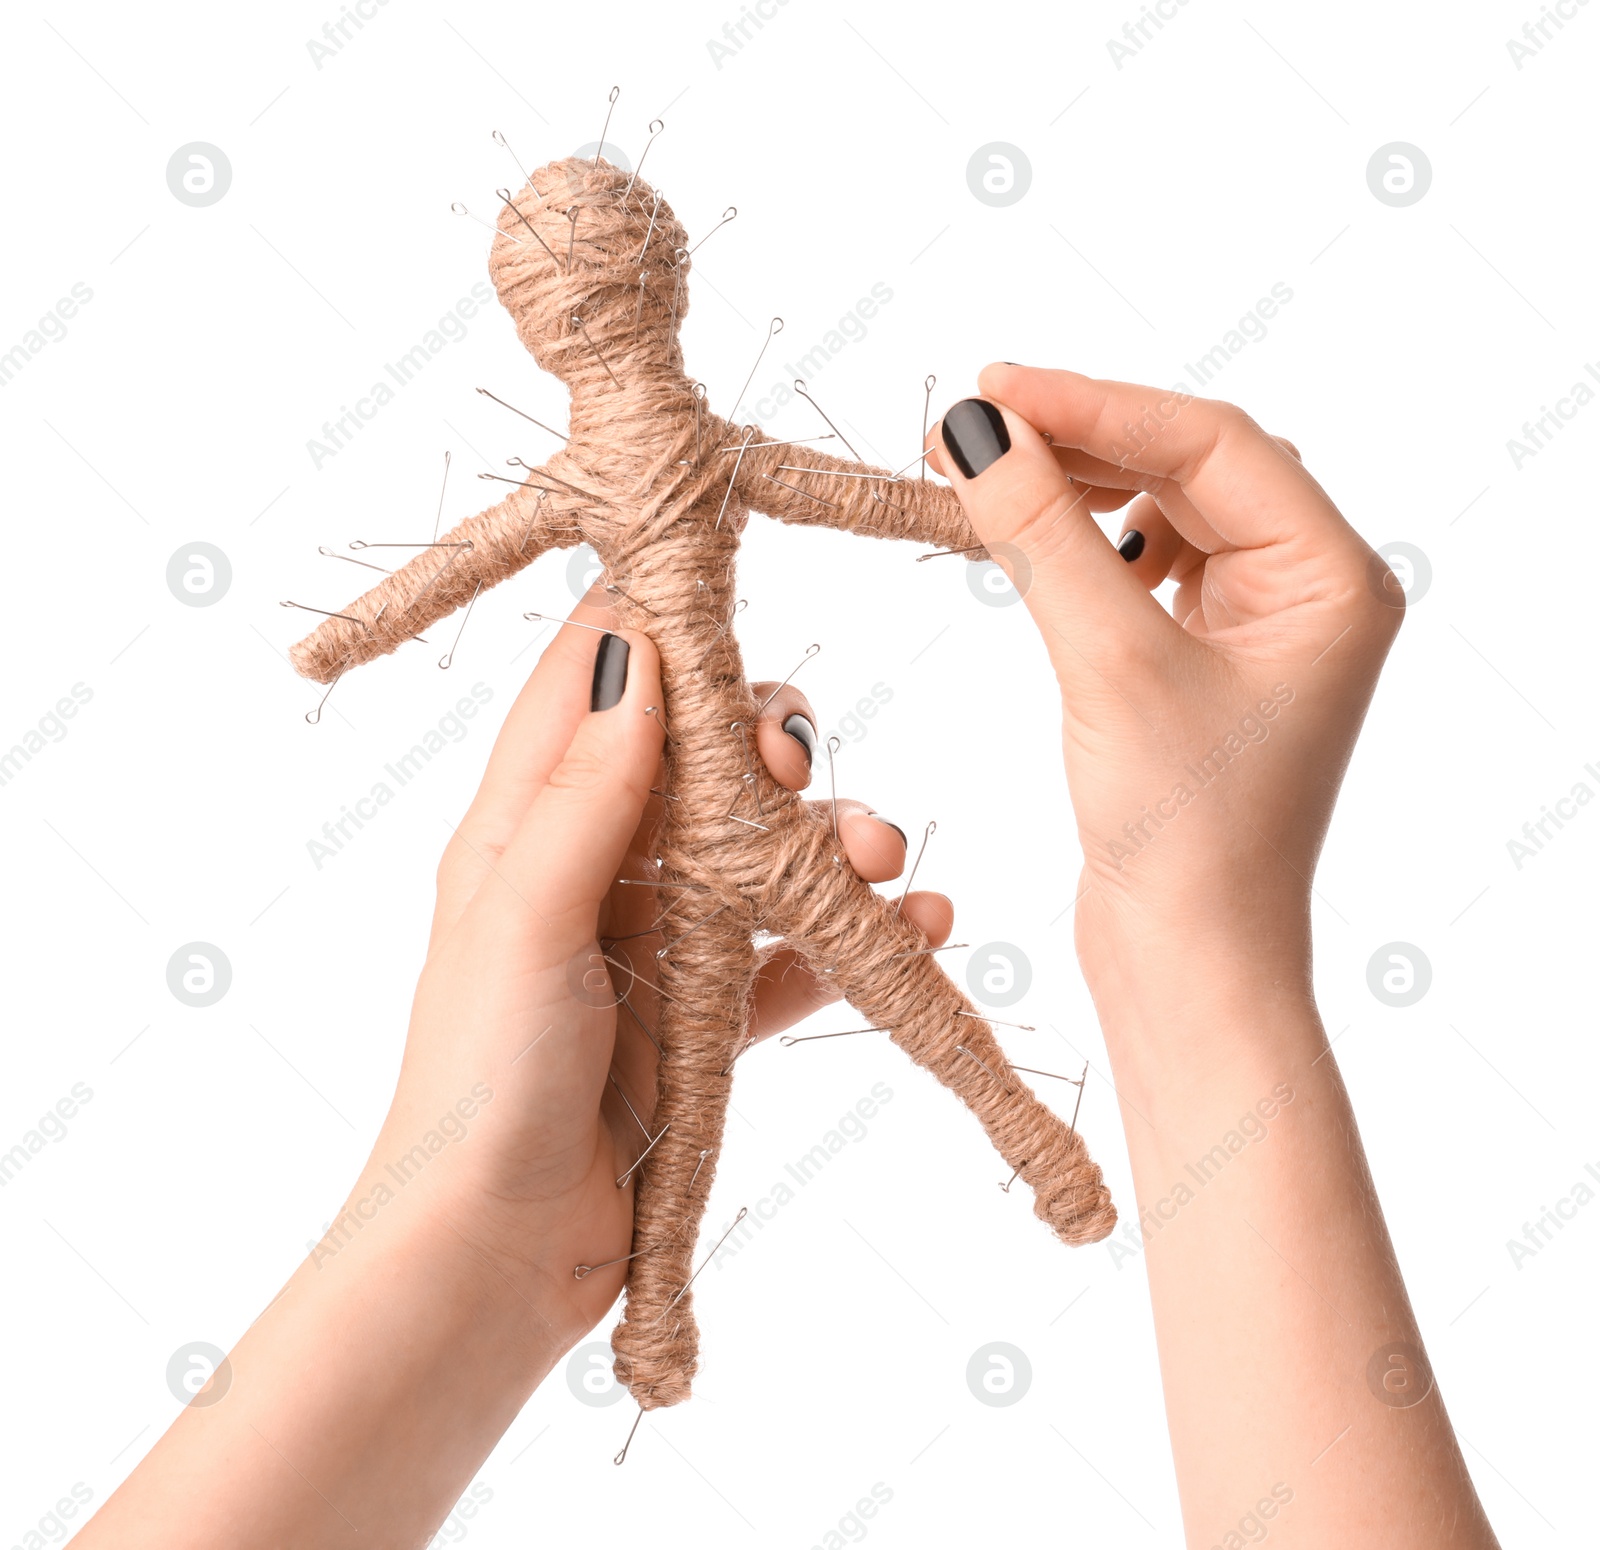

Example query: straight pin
[896,821,935,914]
[955,1043,1016,1093]
[719,434,835,453]
[476,386,570,443]
[319,546,391,575]
[793,379,862,461]
[755,642,820,712]
[495,189,559,264]
[660,1206,749,1317]
[594,86,620,167]
[687,206,737,256]
[637,190,662,262]
[451,201,526,245]
[729,317,784,425]
[616,1123,669,1187]
[623,118,664,200]
[305,671,344,726]
[575,1246,644,1281]
[955,1011,1036,1031]
[716,427,756,530]
[438,580,481,669]
[764,473,841,510]
[280,600,369,631]
[571,313,620,386]
[780,1026,890,1046]
[614,1406,645,1467]
[491,129,536,198]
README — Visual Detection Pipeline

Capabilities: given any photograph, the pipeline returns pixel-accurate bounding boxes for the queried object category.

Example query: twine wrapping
[291,157,1115,1410]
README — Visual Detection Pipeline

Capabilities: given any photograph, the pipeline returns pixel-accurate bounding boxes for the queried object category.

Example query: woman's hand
[928,368,1403,1022]
[931,372,1499,1550]
[387,588,953,1342]
[78,590,953,1550]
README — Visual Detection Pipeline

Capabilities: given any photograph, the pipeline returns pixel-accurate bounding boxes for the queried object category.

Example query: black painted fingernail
[781,712,816,766]
[1117,530,1146,563]
[868,812,909,846]
[940,398,1010,479]
[591,632,629,711]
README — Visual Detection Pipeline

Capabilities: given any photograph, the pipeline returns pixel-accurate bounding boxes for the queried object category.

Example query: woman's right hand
[927,369,1404,1028]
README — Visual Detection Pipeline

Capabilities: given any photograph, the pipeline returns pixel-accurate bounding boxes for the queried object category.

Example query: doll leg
[608,900,758,1409]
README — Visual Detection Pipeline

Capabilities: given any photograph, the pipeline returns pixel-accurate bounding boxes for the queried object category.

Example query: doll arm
[290,476,587,683]
[729,430,984,555]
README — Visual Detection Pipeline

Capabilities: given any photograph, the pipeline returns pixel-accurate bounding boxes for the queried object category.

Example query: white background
[1,0,1595,1544]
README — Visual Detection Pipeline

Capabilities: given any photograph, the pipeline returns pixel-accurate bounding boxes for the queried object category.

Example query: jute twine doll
[290,154,1116,1413]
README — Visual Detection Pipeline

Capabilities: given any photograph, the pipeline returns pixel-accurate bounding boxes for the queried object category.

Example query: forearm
[1094,960,1498,1549]
[79,1138,570,1549]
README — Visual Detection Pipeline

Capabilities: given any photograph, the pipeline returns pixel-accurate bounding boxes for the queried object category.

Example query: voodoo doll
[290,153,1116,1411]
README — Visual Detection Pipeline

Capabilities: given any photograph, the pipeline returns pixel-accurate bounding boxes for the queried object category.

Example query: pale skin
[76,368,1499,1548]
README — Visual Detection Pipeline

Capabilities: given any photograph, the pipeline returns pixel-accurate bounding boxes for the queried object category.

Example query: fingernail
[940,398,1011,479]
[868,812,908,846]
[781,712,816,767]
[1117,530,1146,563]
[591,632,629,711]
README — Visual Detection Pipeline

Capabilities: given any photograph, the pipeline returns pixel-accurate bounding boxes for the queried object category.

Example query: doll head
[489,157,691,394]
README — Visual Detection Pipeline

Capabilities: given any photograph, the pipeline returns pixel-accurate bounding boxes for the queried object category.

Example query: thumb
[934,396,1162,671]
[487,628,665,930]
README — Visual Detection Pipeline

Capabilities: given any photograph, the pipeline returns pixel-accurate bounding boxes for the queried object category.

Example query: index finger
[974,365,1351,554]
